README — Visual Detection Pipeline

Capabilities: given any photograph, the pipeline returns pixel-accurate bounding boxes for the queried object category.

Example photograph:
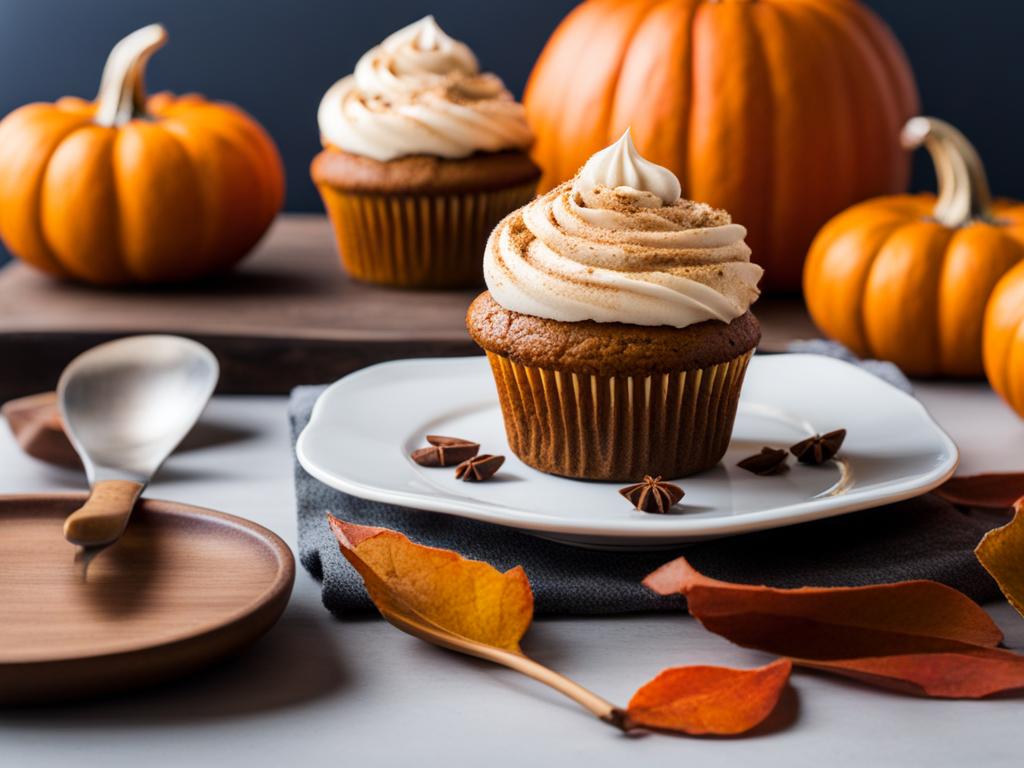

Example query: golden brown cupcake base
[467,292,760,376]
[312,151,540,289]
[467,292,760,481]
[311,148,540,194]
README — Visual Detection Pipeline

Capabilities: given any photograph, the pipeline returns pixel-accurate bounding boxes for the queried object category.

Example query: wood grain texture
[0,494,294,704]
[0,215,818,400]
[0,214,481,399]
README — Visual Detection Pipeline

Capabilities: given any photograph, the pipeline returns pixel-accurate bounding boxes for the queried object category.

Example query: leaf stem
[487,646,632,730]
[382,609,631,730]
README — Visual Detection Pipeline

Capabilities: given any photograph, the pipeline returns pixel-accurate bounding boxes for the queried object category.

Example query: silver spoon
[58,335,219,551]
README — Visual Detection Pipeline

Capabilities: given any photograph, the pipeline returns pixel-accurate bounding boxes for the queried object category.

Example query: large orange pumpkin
[523,0,919,292]
[984,262,1024,416]
[804,117,1024,378]
[0,24,284,285]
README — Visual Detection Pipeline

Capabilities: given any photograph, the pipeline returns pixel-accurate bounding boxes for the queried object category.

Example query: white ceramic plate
[297,354,958,549]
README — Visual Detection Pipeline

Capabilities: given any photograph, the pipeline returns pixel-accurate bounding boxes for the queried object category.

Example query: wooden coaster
[2,391,79,468]
[0,494,294,704]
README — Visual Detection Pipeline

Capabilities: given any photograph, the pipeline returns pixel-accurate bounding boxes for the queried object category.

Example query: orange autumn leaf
[328,517,533,652]
[976,501,1024,619]
[627,659,791,735]
[799,647,1024,699]
[935,473,1024,510]
[329,519,639,728]
[643,557,1003,658]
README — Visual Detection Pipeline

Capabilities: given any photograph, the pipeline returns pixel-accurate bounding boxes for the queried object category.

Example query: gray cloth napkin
[291,369,1002,617]
[785,339,914,394]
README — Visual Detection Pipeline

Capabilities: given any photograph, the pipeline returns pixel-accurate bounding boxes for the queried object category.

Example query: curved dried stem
[383,609,631,731]
[901,116,995,228]
[94,23,168,127]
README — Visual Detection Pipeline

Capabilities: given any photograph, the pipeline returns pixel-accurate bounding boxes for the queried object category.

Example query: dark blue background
[0,1,1019,265]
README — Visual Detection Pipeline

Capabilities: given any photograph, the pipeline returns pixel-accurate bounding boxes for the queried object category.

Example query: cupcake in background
[467,130,763,481]
[312,16,540,288]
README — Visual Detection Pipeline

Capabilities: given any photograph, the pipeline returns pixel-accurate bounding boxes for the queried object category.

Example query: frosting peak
[572,129,682,205]
[356,16,477,97]
[318,17,533,162]
[411,15,443,51]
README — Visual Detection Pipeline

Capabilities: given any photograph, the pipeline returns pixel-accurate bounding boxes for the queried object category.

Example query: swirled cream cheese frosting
[317,16,534,162]
[483,130,763,328]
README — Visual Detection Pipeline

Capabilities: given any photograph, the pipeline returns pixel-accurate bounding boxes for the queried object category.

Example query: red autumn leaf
[626,659,791,735]
[935,473,1024,510]
[643,557,1023,698]
[643,557,1003,658]
[799,647,1024,699]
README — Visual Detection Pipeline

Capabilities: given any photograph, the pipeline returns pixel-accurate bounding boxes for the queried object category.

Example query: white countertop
[1,382,1022,767]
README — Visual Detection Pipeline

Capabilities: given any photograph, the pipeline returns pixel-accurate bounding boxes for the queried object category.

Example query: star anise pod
[619,475,684,514]
[790,429,846,465]
[737,447,789,475]
[410,435,480,467]
[455,454,505,481]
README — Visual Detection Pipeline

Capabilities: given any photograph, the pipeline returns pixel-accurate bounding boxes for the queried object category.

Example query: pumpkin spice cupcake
[312,16,540,288]
[467,131,763,481]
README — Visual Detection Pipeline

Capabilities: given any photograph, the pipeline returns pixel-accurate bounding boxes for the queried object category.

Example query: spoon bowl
[58,335,219,547]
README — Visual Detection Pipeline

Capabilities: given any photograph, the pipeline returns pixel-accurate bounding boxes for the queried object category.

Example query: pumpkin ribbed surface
[805,196,1024,377]
[0,95,283,285]
[984,261,1024,416]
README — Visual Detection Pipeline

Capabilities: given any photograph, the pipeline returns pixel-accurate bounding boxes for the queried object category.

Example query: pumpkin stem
[94,24,168,128]
[901,116,995,228]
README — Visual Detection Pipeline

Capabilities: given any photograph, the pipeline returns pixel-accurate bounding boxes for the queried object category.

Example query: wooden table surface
[0,214,818,400]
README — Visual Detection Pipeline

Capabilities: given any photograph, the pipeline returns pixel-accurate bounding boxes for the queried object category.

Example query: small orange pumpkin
[983,262,1024,416]
[804,117,1024,377]
[524,0,919,292]
[0,24,284,285]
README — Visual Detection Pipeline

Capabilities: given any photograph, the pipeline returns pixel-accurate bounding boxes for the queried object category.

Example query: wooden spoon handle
[63,479,144,547]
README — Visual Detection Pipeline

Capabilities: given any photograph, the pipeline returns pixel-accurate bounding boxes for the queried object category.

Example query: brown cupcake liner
[317,182,537,289]
[485,350,754,482]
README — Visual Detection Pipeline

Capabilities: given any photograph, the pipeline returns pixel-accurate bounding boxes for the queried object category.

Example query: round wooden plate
[0,494,294,704]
